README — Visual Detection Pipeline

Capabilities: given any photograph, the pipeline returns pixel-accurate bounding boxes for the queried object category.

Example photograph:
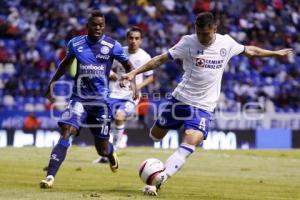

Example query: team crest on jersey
[220,48,226,57]
[100,46,110,54]
[195,58,205,67]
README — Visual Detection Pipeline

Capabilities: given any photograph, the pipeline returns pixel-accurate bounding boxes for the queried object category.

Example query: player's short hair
[195,12,216,28]
[126,26,143,38]
[88,10,105,22]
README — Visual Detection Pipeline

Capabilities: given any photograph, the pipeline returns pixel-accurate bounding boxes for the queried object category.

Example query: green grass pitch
[0,147,299,200]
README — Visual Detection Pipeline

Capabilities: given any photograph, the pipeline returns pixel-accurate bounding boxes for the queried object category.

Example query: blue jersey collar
[86,35,105,44]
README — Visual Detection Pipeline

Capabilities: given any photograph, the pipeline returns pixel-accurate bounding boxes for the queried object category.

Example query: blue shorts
[108,98,136,119]
[155,97,212,139]
[58,100,112,140]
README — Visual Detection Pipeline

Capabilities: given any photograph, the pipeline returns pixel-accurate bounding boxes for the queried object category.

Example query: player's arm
[137,75,154,90]
[45,56,74,101]
[45,38,76,101]
[120,60,139,100]
[243,46,292,57]
[122,53,169,81]
[112,41,139,100]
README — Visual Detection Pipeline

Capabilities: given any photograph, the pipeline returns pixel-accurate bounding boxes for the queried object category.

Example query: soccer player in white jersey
[122,12,292,196]
[95,26,154,163]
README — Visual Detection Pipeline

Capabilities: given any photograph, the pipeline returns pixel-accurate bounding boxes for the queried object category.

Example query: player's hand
[121,72,135,82]
[275,48,293,57]
[120,72,135,88]
[109,71,118,81]
[119,78,127,88]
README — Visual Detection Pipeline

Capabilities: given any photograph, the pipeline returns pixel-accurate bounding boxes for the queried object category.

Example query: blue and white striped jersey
[66,34,128,102]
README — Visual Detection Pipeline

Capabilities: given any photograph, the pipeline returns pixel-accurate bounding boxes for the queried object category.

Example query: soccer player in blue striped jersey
[40,10,138,189]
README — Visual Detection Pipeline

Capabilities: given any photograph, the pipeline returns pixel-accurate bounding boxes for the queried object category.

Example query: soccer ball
[138,158,166,186]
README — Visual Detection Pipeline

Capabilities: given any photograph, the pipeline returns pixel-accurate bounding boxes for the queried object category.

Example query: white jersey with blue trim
[109,47,152,104]
[168,33,245,112]
[66,35,128,102]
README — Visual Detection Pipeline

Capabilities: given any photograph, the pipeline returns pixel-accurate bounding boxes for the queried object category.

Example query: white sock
[165,143,195,177]
[113,124,125,148]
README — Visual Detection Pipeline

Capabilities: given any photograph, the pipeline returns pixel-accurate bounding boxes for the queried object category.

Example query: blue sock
[47,138,70,177]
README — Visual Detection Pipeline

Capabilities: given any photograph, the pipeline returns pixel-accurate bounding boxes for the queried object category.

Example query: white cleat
[40,175,54,189]
[142,185,158,196]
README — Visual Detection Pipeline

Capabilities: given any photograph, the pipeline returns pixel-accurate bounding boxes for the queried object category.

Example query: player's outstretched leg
[40,137,71,188]
[164,143,195,177]
[40,125,76,189]
[142,143,195,196]
[143,129,203,196]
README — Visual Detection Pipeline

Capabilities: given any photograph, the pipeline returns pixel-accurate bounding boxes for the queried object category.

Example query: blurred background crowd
[0,0,300,113]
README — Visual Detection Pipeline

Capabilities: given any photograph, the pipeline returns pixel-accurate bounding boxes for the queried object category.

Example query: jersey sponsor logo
[220,48,227,57]
[195,58,224,69]
[80,64,105,71]
[100,46,110,54]
[79,64,105,74]
[77,46,83,52]
[96,54,110,60]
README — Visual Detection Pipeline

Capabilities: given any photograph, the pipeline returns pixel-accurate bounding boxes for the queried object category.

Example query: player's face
[127,31,142,53]
[87,17,105,41]
[195,25,216,46]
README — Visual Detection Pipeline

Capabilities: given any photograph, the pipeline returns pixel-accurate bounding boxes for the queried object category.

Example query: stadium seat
[24,96,35,112]
[35,97,45,111]
[4,63,15,75]
[3,94,14,107]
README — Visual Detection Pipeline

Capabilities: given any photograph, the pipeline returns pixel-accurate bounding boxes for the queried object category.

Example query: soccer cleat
[142,185,158,196]
[40,175,54,189]
[109,152,119,173]
[142,173,168,196]
[92,156,109,164]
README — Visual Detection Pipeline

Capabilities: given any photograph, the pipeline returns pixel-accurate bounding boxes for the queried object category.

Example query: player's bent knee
[183,129,204,146]
[115,110,126,121]
[149,131,161,142]
[60,125,78,139]
[149,126,167,142]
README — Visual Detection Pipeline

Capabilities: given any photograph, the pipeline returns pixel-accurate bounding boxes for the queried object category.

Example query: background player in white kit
[95,26,154,163]
[122,12,292,195]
